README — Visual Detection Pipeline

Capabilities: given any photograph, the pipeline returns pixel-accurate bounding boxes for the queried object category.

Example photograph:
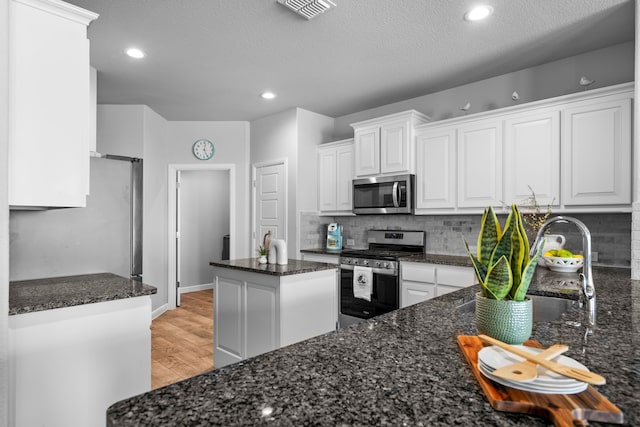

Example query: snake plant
[464,204,544,301]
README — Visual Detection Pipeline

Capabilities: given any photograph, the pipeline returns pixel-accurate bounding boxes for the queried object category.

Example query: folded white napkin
[353,266,373,302]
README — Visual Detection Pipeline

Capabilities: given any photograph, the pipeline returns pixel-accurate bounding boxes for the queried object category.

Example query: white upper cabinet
[561,95,632,206]
[9,0,98,208]
[503,109,560,207]
[317,139,354,214]
[353,128,380,176]
[413,83,633,214]
[352,110,430,178]
[415,128,456,209]
[457,119,503,208]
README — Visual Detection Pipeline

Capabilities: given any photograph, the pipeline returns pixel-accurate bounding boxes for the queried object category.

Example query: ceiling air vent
[277,0,336,20]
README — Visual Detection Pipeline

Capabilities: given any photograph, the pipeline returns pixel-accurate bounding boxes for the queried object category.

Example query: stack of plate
[478,345,589,394]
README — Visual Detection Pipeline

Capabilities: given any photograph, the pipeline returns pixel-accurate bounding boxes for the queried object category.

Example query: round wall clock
[192,139,215,160]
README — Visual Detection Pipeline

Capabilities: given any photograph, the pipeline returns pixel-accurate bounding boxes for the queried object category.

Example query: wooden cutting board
[457,335,624,427]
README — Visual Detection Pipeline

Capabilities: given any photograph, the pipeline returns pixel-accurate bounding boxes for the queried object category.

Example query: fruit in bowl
[541,249,584,273]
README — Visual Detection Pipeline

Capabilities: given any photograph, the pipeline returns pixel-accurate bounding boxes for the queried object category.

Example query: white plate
[478,360,580,386]
[478,345,590,388]
[478,362,589,394]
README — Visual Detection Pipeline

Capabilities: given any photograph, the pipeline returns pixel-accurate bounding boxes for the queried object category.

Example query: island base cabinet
[213,268,337,368]
[9,296,152,427]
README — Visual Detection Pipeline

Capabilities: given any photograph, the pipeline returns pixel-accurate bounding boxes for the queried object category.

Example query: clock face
[192,139,215,160]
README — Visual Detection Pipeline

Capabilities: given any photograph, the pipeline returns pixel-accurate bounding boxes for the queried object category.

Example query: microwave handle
[392,182,399,208]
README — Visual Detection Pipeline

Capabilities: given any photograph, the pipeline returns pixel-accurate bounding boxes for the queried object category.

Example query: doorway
[251,160,287,254]
[167,164,236,310]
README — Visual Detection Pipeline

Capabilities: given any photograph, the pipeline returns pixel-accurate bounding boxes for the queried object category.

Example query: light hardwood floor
[151,290,214,389]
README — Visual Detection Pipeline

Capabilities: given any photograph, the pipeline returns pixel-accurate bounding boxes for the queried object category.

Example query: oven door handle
[392,182,399,208]
[340,264,397,276]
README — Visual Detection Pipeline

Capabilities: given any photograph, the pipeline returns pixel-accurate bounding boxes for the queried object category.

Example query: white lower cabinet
[9,297,152,427]
[400,262,475,307]
[213,267,337,368]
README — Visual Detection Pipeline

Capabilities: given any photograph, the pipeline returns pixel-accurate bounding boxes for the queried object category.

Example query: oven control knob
[344,258,351,264]
[362,260,369,266]
[382,262,389,269]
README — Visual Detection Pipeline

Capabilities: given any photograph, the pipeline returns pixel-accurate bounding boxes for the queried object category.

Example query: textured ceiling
[65,0,634,122]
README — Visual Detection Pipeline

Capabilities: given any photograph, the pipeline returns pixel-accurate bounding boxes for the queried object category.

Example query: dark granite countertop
[300,248,474,267]
[107,266,639,426]
[9,273,157,316]
[209,258,338,276]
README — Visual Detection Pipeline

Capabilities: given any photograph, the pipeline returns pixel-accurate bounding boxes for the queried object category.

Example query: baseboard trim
[152,303,168,320]
[179,283,214,294]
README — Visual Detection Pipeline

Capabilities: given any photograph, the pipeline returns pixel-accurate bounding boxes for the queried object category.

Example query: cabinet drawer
[401,263,435,283]
[437,266,475,286]
[401,281,435,308]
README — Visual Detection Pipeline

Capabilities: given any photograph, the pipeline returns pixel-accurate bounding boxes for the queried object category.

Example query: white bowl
[542,255,584,273]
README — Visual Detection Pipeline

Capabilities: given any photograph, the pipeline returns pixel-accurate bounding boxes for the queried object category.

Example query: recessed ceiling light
[464,5,493,21]
[125,47,145,59]
[260,91,276,100]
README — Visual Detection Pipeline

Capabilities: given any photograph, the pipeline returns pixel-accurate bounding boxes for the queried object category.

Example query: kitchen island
[107,267,638,426]
[210,258,339,367]
[10,273,156,427]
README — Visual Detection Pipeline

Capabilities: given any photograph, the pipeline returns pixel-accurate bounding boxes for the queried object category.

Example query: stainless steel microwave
[352,174,415,214]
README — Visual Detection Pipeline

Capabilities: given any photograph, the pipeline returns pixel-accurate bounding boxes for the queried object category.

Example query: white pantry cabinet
[317,139,354,214]
[561,95,632,206]
[400,262,475,307]
[213,266,337,368]
[9,0,98,208]
[351,110,430,177]
[503,109,560,207]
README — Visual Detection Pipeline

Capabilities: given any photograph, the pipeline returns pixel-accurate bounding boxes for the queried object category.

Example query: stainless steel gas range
[339,230,425,328]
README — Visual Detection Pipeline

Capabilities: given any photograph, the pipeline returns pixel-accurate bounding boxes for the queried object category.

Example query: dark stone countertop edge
[9,272,157,316]
[210,258,338,276]
[300,248,472,267]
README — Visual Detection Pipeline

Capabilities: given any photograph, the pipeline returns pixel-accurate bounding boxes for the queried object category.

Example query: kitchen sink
[456,294,579,323]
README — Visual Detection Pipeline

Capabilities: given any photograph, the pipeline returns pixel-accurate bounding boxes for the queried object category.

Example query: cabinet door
[415,128,456,209]
[9,0,95,208]
[562,97,631,206]
[401,281,436,307]
[318,148,337,211]
[245,281,278,358]
[214,277,244,366]
[503,110,560,207]
[335,144,354,211]
[400,262,436,308]
[436,265,476,297]
[354,128,380,177]
[380,120,409,174]
[457,120,503,208]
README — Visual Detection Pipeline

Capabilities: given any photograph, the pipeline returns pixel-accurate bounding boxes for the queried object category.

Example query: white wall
[250,108,298,252]
[250,108,334,255]
[333,42,635,138]
[9,158,131,280]
[179,170,229,289]
[1,0,10,422]
[96,105,144,158]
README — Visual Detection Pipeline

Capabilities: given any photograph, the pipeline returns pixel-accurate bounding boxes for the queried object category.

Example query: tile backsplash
[300,212,631,267]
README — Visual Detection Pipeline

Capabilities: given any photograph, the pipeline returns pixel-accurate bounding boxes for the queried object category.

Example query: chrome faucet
[530,216,596,330]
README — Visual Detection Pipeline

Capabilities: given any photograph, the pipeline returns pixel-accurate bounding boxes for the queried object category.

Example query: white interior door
[175,170,182,307]
[253,162,286,252]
